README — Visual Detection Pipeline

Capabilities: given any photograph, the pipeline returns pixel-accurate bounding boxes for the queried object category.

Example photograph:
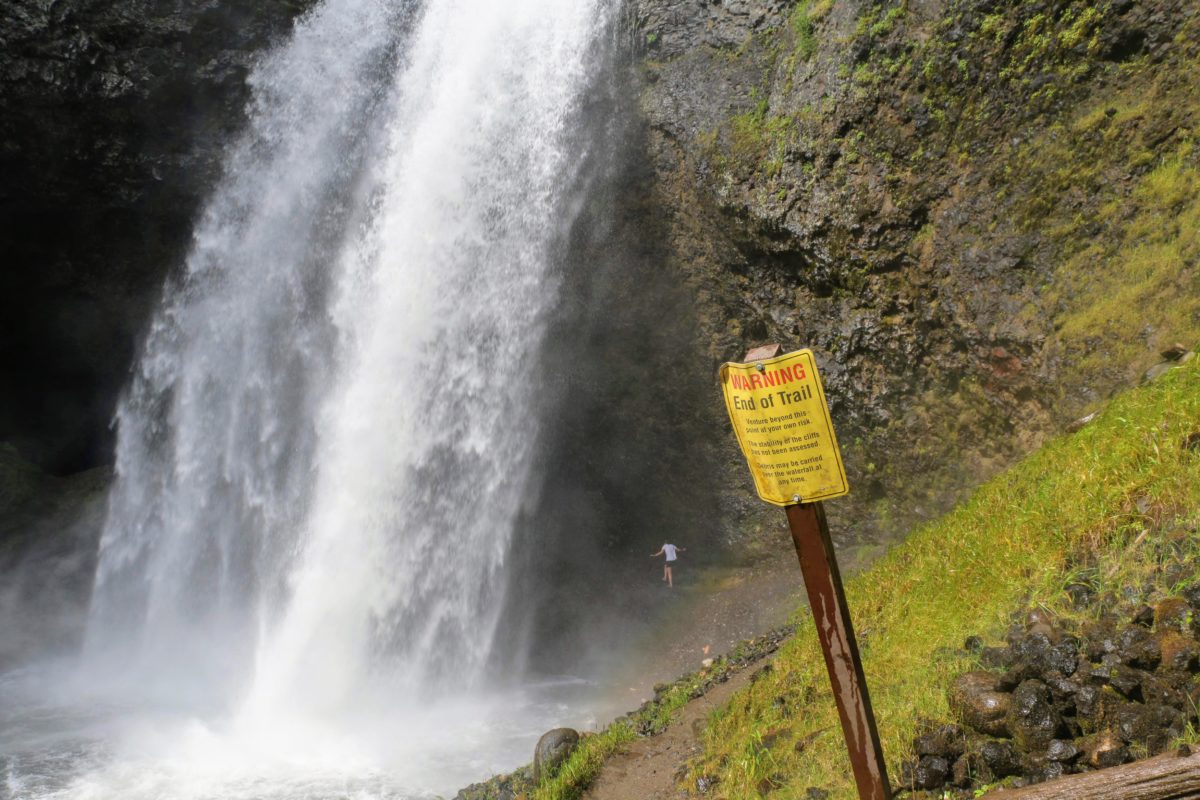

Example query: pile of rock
[900,590,1200,794]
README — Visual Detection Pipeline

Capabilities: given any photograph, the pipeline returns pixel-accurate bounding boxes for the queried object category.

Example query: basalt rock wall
[1,0,319,472]
[624,0,1200,548]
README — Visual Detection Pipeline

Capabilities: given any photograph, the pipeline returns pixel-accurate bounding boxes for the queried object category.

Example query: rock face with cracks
[1,0,320,469]
[625,0,1200,547]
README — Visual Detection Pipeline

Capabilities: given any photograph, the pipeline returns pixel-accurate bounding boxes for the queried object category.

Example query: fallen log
[984,745,1200,800]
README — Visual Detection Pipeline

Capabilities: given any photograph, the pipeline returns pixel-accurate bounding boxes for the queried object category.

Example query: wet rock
[1161,343,1189,361]
[1027,614,1056,638]
[1157,630,1200,670]
[913,723,966,759]
[1155,598,1193,632]
[949,672,1011,736]
[533,728,579,783]
[1065,583,1095,608]
[1109,665,1145,699]
[1132,605,1155,627]
[1025,757,1067,784]
[1066,411,1099,433]
[1116,625,1160,669]
[1007,680,1061,752]
[1075,684,1101,720]
[1086,655,1120,685]
[980,646,1010,670]
[1142,362,1173,383]
[1045,738,1079,763]
[455,768,531,800]
[1111,703,1181,752]
[1139,670,1189,709]
[1045,673,1081,701]
[1082,730,1129,769]
[903,756,950,790]
[1083,618,1121,661]
[1182,583,1200,610]
[1,0,323,468]
[978,739,1022,778]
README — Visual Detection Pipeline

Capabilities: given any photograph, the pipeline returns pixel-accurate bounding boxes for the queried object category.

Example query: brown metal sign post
[720,344,891,800]
[787,501,891,800]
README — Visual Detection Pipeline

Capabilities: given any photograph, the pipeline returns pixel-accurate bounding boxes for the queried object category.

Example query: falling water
[2,0,617,796]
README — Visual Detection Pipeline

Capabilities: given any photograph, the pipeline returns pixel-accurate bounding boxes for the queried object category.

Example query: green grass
[1045,136,1200,391]
[531,636,785,800]
[789,0,833,62]
[686,359,1200,798]
[532,722,636,800]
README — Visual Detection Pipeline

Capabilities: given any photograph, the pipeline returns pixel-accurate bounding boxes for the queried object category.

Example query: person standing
[650,543,685,588]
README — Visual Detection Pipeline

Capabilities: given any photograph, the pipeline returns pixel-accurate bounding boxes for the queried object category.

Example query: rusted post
[786,501,891,800]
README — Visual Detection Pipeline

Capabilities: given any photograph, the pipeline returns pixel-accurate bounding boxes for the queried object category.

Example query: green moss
[690,360,1200,798]
[728,96,796,180]
[790,0,818,61]
[1050,142,1200,388]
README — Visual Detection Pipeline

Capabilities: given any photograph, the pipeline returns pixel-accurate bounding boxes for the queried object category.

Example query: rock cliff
[1,0,318,470]
[625,0,1200,547]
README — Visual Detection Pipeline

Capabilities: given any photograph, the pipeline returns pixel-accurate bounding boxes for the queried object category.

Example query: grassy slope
[529,357,1200,799]
[690,358,1200,798]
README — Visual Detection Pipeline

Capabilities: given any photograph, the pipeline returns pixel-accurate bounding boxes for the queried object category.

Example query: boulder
[1154,598,1193,632]
[1161,343,1189,361]
[977,739,1022,778]
[1082,730,1128,769]
[1006,680,1062,752]
[533,728,580,783]
[949,672,1011,736]
[1157,629,1200,671]
[1114,624,1161,669]
[912,723,966,759]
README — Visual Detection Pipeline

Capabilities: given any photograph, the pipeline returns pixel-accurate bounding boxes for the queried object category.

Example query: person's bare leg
[666,565,673,588]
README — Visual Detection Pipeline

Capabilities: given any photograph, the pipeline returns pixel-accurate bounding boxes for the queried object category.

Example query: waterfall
[87,0,612,725]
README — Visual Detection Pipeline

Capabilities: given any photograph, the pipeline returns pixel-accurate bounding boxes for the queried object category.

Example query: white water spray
[2,0,615,797]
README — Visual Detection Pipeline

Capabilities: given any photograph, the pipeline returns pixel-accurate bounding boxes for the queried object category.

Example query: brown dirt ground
[584,656,772,800]
[583,548,808,799]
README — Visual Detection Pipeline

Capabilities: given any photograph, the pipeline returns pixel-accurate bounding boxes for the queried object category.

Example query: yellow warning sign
[719,349,849,506]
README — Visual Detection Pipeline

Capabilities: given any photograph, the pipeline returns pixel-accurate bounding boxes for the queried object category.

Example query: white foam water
[2,0,616,796]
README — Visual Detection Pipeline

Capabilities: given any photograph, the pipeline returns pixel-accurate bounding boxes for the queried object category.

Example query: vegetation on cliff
[634,0,1200,551]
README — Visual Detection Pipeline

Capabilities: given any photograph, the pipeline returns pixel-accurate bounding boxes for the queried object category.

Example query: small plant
[791,1,818,60]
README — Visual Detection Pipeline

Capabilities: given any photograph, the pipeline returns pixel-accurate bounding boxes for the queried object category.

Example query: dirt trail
[585,655,771,799]
[582,550,806,799]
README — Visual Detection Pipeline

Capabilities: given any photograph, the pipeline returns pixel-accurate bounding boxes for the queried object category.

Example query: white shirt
[662,544,679,562]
